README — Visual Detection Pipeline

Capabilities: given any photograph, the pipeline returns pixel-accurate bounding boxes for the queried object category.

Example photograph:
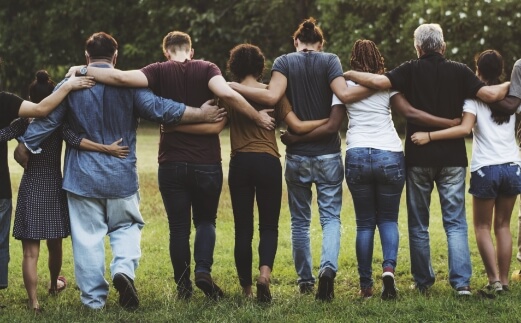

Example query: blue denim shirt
[22,67,186,198]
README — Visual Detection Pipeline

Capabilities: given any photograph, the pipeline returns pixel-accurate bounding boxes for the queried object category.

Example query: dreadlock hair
[349,39,385,74]
[293,17,324,45]
[475,50,508,125]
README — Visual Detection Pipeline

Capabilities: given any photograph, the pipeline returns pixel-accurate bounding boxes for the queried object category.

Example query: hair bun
[302,19,316,30]
[35,70,50,83]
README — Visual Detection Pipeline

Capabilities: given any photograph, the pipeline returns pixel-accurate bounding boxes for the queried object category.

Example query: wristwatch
[79,66,88,76]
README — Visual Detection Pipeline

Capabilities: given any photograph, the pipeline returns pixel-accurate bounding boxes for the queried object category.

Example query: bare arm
[78,138,130,158]
[391,93,460,128]
[281,105,346,145]
[330,76,375,104]
[68,65,149,87]
[229,71,287,106]
[161,118,227,135]
[284,111,328,135]
[476,82,510,104]
[18,74,95,118]
[489,95,521,115]
[411,112,475,145]
[209,76,274,130]
[177,99,227,124]
[344,70,392,90]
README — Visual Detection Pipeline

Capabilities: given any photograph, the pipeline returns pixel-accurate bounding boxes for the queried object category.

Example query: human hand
[410,132,430,145]
[280,129,298,145]
[65,73,95,91]
[14,142,30,169]
[256,109,275,130]
[106,138,129,158]
[200,99,227,123]
[65,65,85,78]
[450,117,462,127]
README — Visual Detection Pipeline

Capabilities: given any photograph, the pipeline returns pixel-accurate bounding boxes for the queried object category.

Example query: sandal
[49,276,67,295]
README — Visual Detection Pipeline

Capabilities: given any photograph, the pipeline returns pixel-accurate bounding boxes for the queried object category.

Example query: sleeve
[134,88,186,124]
[275,95,293,122]
[509,60,521,99]
[21,103,67,152]
[61,122,82,149]
[460,64,485,98]
[462,99,478,116]
[140,62,161,92]
[385,60,412,92]
[327,54,344,84]
[0,92,24,126]
[272,55,289,78]
[0,118,28,142]
[206,62,222,81]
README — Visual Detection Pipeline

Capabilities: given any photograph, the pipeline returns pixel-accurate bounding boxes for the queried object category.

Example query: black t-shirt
[0,92,24,198]
[386,52,484,167]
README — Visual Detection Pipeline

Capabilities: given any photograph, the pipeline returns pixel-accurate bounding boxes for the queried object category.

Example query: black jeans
[158,162,222,287]
[228,152,282,287]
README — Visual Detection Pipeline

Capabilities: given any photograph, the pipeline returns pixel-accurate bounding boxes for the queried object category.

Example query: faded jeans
[345,148,405,289]
[285,153,343,285]
[407,167,472,290]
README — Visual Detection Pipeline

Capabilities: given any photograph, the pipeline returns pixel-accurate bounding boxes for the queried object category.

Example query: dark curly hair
[293,17,324,45]
[29,70,55,103]
[227,44,265,82]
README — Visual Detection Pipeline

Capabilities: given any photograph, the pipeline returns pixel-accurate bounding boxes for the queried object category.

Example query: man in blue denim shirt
[15,32,224,310]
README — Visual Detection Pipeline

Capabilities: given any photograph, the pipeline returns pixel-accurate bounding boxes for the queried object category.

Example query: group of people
[0,17,520,312]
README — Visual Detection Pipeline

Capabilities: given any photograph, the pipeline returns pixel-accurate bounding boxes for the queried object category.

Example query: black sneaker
[113,273,139,310]
[456,286,472,297]
[195,272,224,300]
[315,267,335,301]
[298,282,314,294]
[381,268,397,300]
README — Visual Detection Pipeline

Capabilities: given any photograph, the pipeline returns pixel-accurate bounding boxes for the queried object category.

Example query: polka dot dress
[13,130,71,240]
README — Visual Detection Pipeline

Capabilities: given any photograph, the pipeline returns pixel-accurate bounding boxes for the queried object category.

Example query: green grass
[1,126,521,322]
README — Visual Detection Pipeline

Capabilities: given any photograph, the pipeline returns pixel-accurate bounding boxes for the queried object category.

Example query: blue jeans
[469,163,521,198]
[406,167,472,290]
[0,199,11,288]
[285,153,343,284]
[158,162,222,288]
[67,192,144,309]
[345,148,405,289]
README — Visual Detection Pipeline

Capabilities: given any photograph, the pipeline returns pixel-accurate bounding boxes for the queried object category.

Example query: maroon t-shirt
[141,60,222,164]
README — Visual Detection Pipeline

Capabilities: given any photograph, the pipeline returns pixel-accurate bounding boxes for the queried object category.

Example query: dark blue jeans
[345,148,405,289]
[229,152,282,287]
[158,162,222,288]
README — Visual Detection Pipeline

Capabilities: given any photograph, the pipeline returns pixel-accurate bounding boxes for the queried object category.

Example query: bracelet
[428,132,432,142]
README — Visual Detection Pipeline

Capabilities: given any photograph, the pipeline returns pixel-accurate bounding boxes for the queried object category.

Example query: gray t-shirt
[272,51,343,156]
[509,59,521,99]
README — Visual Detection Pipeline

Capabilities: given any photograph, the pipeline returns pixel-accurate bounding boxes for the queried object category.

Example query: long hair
[475,50,507,125]
[29,70,55,103]
[350,40,385,74]
[292,17,324,45]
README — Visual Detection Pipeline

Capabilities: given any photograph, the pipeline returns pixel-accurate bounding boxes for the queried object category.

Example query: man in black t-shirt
[345,23,509,296]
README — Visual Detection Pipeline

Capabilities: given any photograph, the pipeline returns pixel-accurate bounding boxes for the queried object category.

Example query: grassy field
[1,126,521,322]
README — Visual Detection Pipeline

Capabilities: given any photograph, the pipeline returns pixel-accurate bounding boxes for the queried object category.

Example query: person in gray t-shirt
[230,17,372,301]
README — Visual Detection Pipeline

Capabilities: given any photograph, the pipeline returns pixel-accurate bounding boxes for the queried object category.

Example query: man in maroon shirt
[70,31,274,300]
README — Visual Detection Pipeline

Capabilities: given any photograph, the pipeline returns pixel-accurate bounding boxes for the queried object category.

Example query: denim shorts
[469,163,521,198]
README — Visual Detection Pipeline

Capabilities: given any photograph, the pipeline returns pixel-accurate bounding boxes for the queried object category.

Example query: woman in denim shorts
[411,50,521,296]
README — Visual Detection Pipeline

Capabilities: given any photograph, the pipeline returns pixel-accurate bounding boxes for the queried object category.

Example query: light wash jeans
[285,153,343,285]
[406,167,472,290]
[345,148,405,289]
[67,192,144,309]
[0,199,11,288]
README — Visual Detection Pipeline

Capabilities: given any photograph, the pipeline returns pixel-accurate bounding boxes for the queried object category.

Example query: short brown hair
[162,31,192,56]
[85,32,118,59]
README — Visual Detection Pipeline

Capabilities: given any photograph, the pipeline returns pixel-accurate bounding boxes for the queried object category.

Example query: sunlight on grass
[2,126,521,322]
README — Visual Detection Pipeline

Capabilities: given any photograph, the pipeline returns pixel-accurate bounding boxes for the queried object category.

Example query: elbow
[291,126,307,135]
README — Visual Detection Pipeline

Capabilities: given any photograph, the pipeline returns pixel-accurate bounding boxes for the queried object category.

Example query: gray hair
[414,24,445,53]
